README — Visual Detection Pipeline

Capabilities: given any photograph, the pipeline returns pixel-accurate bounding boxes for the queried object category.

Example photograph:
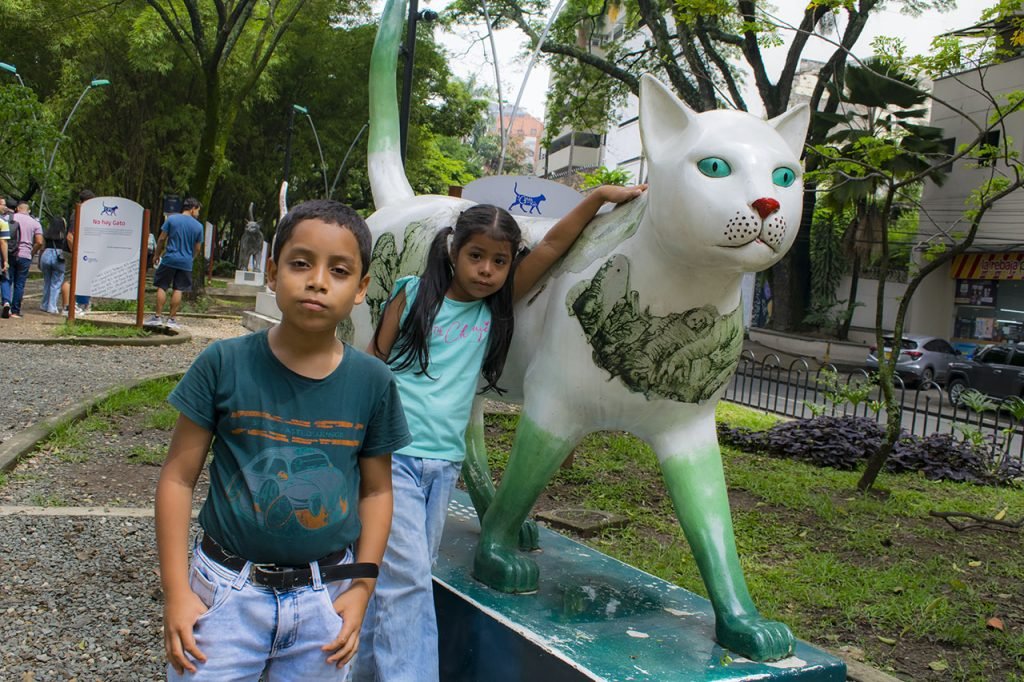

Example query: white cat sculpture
[355,0,810,662]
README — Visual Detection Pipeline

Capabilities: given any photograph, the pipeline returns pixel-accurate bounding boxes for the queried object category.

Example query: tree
[808,2,1024,491]
[813,57,948,340]
[445,0,958,330]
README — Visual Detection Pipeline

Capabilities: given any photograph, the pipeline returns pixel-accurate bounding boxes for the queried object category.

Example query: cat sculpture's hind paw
[716,613,795,662]
[518,519,539,551]
[473,540,539,594]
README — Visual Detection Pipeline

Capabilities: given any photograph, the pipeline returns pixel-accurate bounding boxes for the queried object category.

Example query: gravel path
[0,314,245,680]
[0,316,245,444]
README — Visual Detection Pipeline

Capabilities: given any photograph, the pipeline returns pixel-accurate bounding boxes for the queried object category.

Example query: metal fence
[724,351,1024,465]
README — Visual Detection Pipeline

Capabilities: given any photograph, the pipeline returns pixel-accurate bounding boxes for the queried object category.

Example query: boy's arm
[323,453,393,667]
[156,414,214,675]
[513,184,647,301]
[366,289,406,361]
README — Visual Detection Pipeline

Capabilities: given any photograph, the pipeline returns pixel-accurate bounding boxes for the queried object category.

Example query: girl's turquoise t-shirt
[390,276,492,463]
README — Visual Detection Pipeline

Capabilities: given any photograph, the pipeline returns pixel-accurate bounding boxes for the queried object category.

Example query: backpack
[4,216,19,261]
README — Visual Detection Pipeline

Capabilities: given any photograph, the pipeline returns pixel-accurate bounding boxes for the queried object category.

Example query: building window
[937,137,955,174]
[973,130,1000,167]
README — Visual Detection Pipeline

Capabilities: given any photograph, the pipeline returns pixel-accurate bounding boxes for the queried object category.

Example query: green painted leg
[463,402,539,550]
[660,447,795,662]
[473,414,575,593]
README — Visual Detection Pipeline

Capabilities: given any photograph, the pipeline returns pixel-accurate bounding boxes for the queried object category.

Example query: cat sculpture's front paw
[716,612,794,662]
[518,519,539,551]
[473,540,539,594]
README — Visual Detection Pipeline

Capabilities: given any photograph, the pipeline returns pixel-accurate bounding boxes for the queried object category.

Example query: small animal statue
[100,202,118,216]
[237,202,264,272]
[353,0,810,663]
[507,181,547,215]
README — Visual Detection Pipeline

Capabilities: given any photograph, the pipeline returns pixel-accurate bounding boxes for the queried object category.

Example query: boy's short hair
[273,200,372,277]
[16,199,29,208]
[79,190,96,202]
[182,197,201,211]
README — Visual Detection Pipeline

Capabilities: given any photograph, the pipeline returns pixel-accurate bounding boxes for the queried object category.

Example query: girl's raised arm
[368,289,407,361]
[513,184,646,301]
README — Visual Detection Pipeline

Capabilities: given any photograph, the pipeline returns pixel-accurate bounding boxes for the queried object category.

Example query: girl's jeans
[166,541,353,681]
[39,248,65,313]
[352,454,461,682]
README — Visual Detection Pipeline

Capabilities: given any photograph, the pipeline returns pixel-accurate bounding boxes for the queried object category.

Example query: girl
[355,183,646,681]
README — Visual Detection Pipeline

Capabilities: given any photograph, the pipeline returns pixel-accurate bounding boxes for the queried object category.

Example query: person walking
[9,199,43,319]
[147,197,204,329]
[39,215,69,314]
[0,211,11,318]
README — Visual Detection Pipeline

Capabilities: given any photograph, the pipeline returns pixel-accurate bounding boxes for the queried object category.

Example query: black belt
[200,535,378,590]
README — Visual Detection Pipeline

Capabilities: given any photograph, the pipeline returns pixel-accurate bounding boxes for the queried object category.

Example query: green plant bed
[55,321,152,338]
[478,403,1024,681]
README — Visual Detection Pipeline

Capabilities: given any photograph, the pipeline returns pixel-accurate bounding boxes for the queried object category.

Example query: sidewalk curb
[0,371,184,474]
[1,330,192,346]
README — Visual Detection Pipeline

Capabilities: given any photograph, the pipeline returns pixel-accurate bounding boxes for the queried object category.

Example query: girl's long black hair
[373,204,524,394]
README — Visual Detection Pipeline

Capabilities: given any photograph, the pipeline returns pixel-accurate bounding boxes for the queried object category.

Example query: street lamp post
[293,104,329,198]
[39,78,111,217]
[0,62,27,88]
[399,5,438,163]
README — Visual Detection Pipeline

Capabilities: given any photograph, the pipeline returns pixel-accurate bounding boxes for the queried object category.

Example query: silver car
[865,335,961,385]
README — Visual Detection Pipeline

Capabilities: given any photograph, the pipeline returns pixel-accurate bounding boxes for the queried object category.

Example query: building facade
[906,50,1024,353]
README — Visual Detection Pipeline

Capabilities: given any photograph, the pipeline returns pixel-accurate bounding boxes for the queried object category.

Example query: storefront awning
[951,252,1024,280]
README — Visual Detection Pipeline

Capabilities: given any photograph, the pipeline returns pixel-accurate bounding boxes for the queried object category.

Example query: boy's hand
[163,589,208,674]
[597,183,648,205]
[322,579,373,667]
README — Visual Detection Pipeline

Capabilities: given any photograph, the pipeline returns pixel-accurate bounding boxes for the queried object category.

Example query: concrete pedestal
[234,269,265,286]
[434,491,845,681]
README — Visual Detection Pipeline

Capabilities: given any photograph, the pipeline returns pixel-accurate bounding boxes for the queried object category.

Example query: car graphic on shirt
[225,447,349,531]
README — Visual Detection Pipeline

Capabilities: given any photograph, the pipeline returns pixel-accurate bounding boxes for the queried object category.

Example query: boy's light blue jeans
[167,541,353,681]
[352,454,461,682]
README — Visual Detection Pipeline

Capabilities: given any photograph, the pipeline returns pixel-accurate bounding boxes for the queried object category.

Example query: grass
[29,492,66,507]
[144,404,180,430]
[127,444,165,466]
[97,376,178,416]
[55,321,152,338]
[90,291,243,315]
[481,402,1024,681]
[0,471,7,487]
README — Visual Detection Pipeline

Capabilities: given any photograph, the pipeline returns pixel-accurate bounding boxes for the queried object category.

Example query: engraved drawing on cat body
[507,181,547,215]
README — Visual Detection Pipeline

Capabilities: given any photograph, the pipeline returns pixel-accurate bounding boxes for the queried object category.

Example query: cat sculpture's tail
[368,0,416,209]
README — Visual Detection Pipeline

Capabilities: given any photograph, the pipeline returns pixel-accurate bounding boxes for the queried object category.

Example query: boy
[148,197,204,329]
[156,200,411,680]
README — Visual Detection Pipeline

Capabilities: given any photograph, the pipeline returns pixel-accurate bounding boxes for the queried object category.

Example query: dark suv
[946,343,1024,404]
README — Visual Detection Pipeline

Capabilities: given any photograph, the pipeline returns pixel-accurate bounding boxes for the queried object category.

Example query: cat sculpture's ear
[639,74,697,165]
[768,104,811,158]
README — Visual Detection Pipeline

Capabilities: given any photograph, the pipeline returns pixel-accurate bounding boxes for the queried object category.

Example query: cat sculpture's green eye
[772,167,796,187]
[697,157,732,178]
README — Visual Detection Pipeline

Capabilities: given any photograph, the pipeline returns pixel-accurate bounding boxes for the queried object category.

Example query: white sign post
[70,196,149,326]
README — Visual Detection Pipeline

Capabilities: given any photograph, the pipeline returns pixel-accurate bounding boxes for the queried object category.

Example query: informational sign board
[463,176,584,220]
[75,196,145,299]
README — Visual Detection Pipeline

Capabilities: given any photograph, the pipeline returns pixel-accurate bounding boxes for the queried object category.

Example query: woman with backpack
[40,214,69,315]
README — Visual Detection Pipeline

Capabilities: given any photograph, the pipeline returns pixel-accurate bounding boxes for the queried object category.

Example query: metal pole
[303,114,330,198]
[283,106,296,181]
[399,0,420,163]
[330,122,369,199]
[499,0,567,174]
[480,0,505,174]
[39,85,91,218]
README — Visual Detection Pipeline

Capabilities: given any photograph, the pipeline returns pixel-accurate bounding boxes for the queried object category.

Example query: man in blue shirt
[148,197,204,329]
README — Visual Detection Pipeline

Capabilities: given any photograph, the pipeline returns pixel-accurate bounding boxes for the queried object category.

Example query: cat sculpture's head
[638,74,810,274]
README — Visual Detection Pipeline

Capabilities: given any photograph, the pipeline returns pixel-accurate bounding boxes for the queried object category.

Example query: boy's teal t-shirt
[389,276,491,463]
[169,330,411,564]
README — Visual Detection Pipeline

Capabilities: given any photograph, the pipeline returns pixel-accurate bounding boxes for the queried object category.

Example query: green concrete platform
[435,491,846,681]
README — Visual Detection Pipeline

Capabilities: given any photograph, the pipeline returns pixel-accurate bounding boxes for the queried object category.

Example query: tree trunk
[838,252,861,340]
[768,184,815,331]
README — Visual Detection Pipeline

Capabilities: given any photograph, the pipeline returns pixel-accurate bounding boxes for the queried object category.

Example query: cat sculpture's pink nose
[752,197,780,220]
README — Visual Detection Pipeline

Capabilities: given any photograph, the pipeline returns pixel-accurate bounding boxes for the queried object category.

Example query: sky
[425,0,990,121]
